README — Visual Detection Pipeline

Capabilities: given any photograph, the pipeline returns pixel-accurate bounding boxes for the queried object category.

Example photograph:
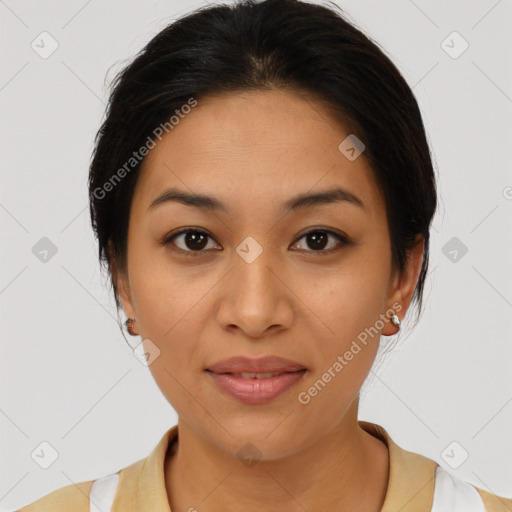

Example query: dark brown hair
[88,0,437,328]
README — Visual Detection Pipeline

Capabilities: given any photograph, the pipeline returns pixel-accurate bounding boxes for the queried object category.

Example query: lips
[206,368,307,404]
[206,355,307,374]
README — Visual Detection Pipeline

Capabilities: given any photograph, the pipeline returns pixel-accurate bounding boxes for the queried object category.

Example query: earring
[125,318,137,336]
[390,314,401,332]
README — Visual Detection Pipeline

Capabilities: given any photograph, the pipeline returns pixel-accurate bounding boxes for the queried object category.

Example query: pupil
[308,232,327,250]
[182,231,329,251]
[186,231,208,250]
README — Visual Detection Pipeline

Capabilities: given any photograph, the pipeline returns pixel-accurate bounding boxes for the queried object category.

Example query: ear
[108,241,137,328]
[381,234,424,335]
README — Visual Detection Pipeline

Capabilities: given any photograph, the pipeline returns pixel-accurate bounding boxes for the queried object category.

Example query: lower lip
[206,370,307,405]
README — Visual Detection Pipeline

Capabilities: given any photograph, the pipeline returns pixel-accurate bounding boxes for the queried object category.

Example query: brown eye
[164,229,220,253]
[292,229,349,252]
[163,227,349,256]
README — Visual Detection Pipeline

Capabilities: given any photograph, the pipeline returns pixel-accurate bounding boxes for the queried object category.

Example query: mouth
[205,369,307,404]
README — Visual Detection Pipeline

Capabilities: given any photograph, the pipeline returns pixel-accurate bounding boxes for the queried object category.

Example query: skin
[113,89,424,511]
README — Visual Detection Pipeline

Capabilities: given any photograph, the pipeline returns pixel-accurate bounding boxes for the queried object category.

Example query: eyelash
[162,228,350,257]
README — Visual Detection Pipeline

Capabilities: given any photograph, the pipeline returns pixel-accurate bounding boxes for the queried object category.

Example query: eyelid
[162,227,350,255]
[291,228,349,253]
[162,227,221,255]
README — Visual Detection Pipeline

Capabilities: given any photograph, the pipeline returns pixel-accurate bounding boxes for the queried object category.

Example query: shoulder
[359,421,512,512]
[473,485,512,512]
[16,479,95,512]
[433,465,512,512]
[16,470,125,512]
[16,426,177,512]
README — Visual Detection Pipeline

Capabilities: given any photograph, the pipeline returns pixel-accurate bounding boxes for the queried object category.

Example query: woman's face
[115,89,423,459]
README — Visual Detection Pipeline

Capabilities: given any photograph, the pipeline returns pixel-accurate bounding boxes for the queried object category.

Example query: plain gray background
[1,0,511,510]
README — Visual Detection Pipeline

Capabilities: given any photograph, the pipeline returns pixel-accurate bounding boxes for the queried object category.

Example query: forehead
[132,89,385,218]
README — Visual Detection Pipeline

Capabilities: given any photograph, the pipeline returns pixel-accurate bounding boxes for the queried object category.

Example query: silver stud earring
[391,314,401,330]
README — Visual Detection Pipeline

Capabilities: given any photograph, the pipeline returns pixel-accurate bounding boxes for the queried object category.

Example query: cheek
[294,248,391,338]
[127,236,207,336]
[289,243,391,398]
[135,287,208,419]
[127,241,212,355]
[293,270,386,420]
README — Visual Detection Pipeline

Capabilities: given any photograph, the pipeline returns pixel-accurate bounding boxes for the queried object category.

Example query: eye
[291,229,349,253]
[163,228,220,255]
[162,227,350,256]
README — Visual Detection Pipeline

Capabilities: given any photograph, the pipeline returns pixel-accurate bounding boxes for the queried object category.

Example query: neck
[165,402,389,511]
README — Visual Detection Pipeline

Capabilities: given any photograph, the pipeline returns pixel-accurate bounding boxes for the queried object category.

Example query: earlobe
[382,234,425,336]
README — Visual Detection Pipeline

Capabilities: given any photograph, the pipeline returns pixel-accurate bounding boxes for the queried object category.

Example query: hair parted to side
[88,0,437,331]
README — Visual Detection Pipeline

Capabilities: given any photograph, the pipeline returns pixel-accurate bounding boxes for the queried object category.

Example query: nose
[215,247,294,338]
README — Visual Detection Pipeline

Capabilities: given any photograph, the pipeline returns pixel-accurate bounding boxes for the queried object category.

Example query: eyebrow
[148,186,365,214]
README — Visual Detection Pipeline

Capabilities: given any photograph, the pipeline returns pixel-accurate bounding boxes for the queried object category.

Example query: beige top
[18,420,512,511]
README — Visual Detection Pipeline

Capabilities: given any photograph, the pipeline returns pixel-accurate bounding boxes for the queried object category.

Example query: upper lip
[206,356,307,374]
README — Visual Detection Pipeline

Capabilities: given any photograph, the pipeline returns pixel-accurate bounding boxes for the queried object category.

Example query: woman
[18,0,511,510]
